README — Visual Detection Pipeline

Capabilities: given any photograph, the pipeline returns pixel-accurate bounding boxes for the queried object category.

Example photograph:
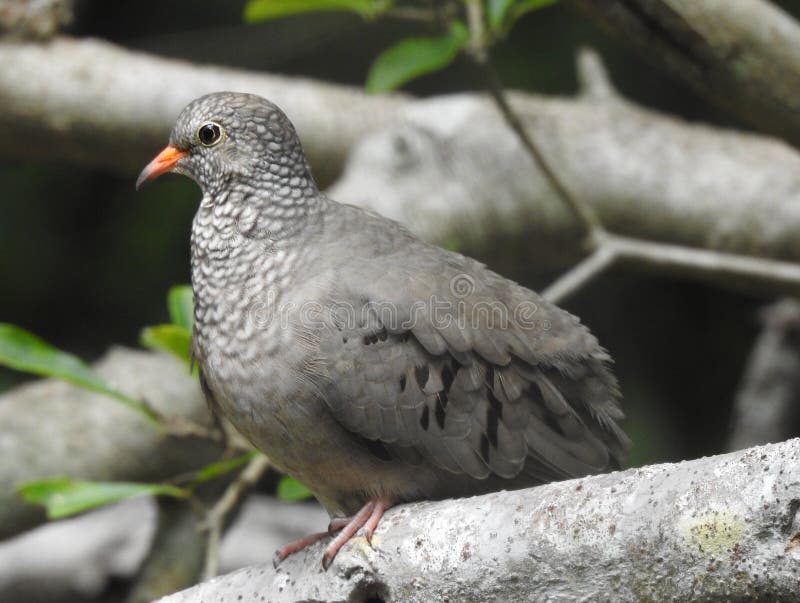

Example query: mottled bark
[573,0,800,149]
[158,439,800,603]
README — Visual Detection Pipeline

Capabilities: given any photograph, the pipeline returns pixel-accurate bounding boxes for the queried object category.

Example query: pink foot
[321,496,393,570]
[272,497,394,570]
[273,531,330,568]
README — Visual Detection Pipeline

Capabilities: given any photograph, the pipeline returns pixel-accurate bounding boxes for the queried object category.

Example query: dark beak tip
[135,146,187,191]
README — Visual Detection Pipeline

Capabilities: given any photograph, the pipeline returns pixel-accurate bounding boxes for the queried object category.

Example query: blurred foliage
[366,22,468,93]
[18,479,188,520]
[277,475,314,500]
[244,0,561,93]
[0,323,160,424]
[190,452,259,485]
[245,0,389,21]
[140,285,194,366]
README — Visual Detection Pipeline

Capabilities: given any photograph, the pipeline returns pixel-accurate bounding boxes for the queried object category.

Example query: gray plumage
[152,91,628,519]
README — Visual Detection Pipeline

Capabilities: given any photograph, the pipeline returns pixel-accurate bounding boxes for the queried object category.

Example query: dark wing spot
[441,363,455,392]
[527,381,566,436]
[398,332,410,343]
[543,409,566,437]
[399,374,407,392]
[435,394,447,429]
[487,389,504,420]
[485,364,495,388]
[486,404,499,449]
[420,405,430,430]
[415,364,430,389]
[365,438,393,462]
[528,380,544,404]
[480,434,491,461]
[378,329,388,342]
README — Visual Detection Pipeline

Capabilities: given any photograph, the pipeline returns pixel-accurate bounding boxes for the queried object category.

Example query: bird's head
[136,92,313,195]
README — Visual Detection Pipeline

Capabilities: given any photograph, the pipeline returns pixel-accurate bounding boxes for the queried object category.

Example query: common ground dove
[137,92,629,569]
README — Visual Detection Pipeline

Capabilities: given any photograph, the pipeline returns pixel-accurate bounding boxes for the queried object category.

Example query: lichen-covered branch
[157,438,800,602]
[572,0,800,149]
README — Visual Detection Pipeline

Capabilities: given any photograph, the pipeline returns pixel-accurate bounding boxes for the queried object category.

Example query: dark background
[4,0,799,467]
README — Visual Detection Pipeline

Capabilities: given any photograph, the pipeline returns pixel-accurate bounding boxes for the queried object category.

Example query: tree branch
[157,438,800,602]
[572,0,800,150]
[200,454,271,580]
[329,51,800,296]
[0,36,409,184]
[727,299,800,451]
[4,38,800,298]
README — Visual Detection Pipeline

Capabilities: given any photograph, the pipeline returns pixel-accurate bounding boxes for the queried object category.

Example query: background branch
[727,299,800,451]
[0,348,220,539]
[572,0,800,150]
[330,73,800,296]
[157,438,800,603]
[3,38,800,298]
[200,454,271,580]
[0,37,408,185]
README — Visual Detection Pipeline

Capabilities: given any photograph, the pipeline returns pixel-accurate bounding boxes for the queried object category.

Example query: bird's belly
[199,347,434,515]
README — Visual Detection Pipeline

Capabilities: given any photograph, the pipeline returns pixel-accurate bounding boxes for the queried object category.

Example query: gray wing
[315,244,629,486]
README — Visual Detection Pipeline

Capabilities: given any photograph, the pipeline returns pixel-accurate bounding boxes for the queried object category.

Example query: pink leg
[273,498,395,571]
[321,497,394,570]
[273,531,330,568]
[321,501,375,570]
[327,516,351,534]
[363,496,393,544]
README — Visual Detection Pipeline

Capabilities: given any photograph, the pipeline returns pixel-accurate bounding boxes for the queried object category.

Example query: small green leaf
[244,0,386,22]
[191,452,259,485]
[277,476,313,501]
[488,0,559,31]
[18,478,188,519]
[167,285,194,331]
[365,22,468,94]
[140,325,192,365]
[441,237,462,252]
[0,324,160,425]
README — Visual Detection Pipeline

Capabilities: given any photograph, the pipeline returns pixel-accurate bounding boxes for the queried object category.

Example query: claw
[327,516,350,535]
[272,531,329,568]
[363,497,392,546]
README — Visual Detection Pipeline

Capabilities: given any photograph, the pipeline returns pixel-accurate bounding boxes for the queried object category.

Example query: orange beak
[136,145,188,189]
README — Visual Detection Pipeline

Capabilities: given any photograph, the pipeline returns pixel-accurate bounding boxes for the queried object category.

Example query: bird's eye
[197,122,223,147]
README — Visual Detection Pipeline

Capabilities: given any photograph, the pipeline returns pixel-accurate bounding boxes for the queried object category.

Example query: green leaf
[167,285,194,331]
[191,452,259,485]
[488,0,559,31]
[0,324,160,425]
[276,476,313,501]
[140,325,192,365]
[18,478,188,519]
[244,0,386,22]
[365,22,469,94]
